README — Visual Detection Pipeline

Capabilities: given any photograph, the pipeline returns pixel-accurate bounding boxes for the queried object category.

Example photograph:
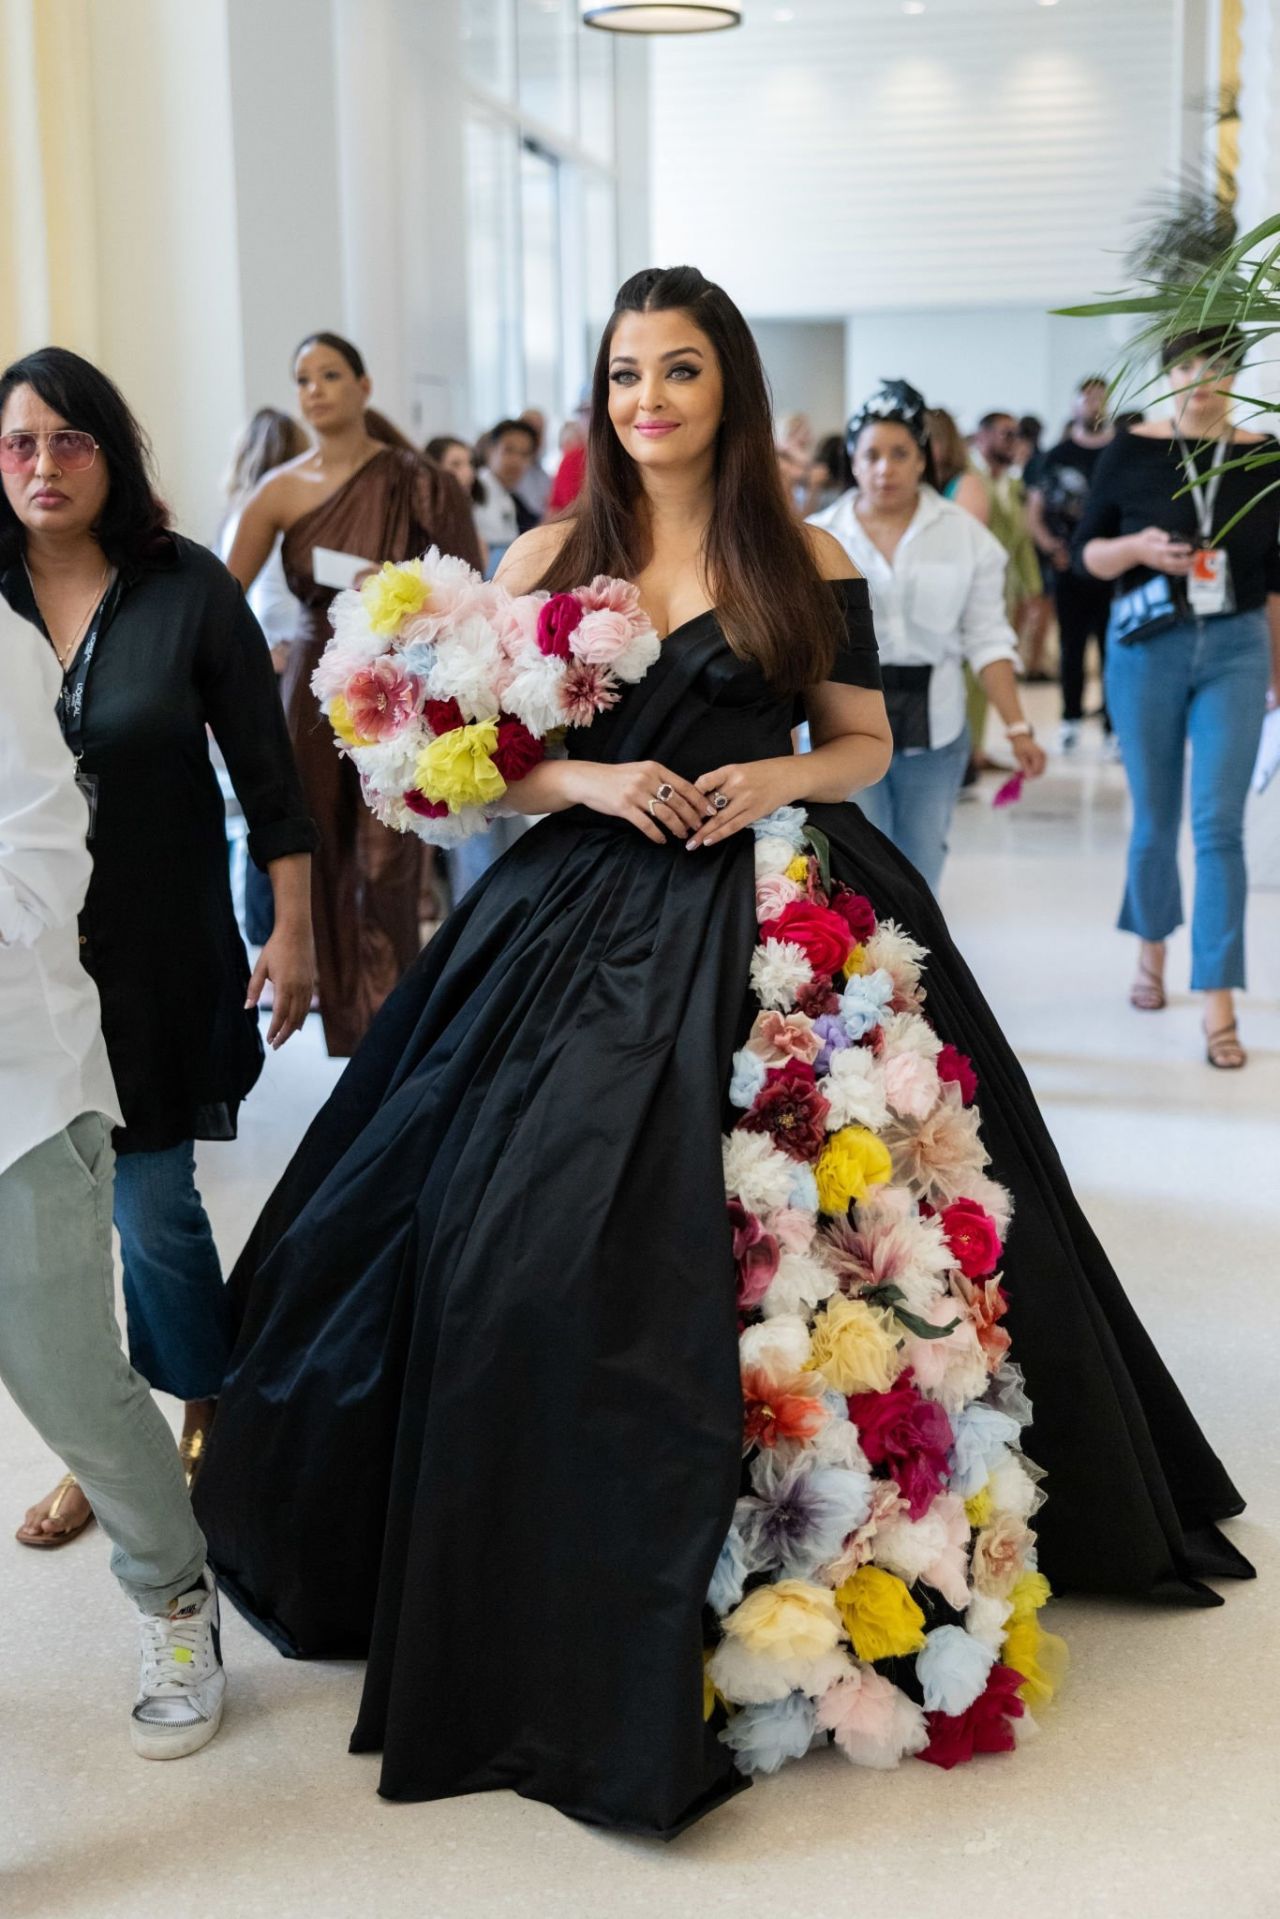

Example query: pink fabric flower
[571,608,636,667]
[755,874,804,923]
[940,1198,1003,1279]
[746,1010,822,1067]
[343,658,419,740]
[848,1369,954,1520]
[936,1043,978,1105]
[882,1052,940,1123]
[729,1198,781,1312]
[403,789,449,820]
[575,574,651,636]
[560,660,620,726]
[536,593,583,659]
[766,1206,817,1255]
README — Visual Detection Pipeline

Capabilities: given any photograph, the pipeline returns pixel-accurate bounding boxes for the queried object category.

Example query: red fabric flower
[940,1197,1003,1279]
[847,1369,954,1520]
[742,1365,828,1450]
[425,697,465,735]
[536,592,583,659]
[740,1059,830,1162]
[937,1043,979,1105]
[918,1663,1026,1769]
[492,716,545,782]
[795,979,841,1020]
[403,789,450,820]
[761,901,855,979]
[830,886,878,945]
[728,1198,781,1312]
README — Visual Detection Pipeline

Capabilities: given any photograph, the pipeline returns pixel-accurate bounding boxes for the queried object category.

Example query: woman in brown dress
[229,334,484,1055]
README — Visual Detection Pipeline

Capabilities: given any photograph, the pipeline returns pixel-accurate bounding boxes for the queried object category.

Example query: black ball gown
[195,578,1251,1838]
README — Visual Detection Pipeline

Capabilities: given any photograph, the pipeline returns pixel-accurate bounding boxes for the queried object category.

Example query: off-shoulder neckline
[653,575,864,645]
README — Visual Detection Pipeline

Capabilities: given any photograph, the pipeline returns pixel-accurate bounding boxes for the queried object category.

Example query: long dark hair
[225,406,307,501]
[0,347,171,570]
[293,331,366,379]
[537,266,841,692]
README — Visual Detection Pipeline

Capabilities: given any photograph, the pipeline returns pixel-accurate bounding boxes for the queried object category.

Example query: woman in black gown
[195,268,1252,1839]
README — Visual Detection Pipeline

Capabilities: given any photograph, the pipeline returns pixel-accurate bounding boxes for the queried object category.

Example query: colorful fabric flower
[882,1051,941,1123]
[916,1626,998,1717]
[752,805,810,850]
[806,1295,903,1396]
[535,592,583,658]
[812,1012,853,1074]
[491,716,545,783]
[1001,1573,1067,1710]
[947,1401,1023,1499]
[745,1009,821,1067]
[848,1369,954,1519]
[840,968,896,1040]
[722,1130,797,1215]
[829,886,878,945]
[822,1047,890,1132]
[754,834,800,881]
[760,1249,838,1320]
[815,1126,893,1216]
[341,657,419,741]
[736,1451,874,1581]
[937,1042,979,1105]
[739,1313,812,1379]
[719,1693,820,1774]
[750,938,814,1012]
[721,1578,844,1663]
[760,901,855,980]
[728,1198,780,1312]
[863,920,927,1007]
[707,1522,750,1616]
[729,1048,769,1110]
[816,1668,929,1770]
[919,1662,1026,1769]
[940,1197,1003,1278]
[403,789,449,820]
[424,696,465,734]
[755,873,804,922]
[796,978,842,1020]
[360,558,430,635]
[821,1201,952,1314]
[971,1513,1036,1599]
[884,1084,988,1206]
[742,1364,829,1451]
[741,1060,830,1162]
[414,721,505,811]
[955,1274,1011,1371]
[559,659,620,726]
[834,1565,927,1661]
[871,1490,970,1610]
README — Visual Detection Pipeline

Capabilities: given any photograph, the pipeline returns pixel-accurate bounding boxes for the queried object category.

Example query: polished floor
[3,701,1277,1919]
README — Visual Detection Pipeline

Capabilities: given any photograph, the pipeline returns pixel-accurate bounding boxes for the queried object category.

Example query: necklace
[25,558,111,671]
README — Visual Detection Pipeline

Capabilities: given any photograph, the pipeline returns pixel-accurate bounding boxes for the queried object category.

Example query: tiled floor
[3,706,1277,1918]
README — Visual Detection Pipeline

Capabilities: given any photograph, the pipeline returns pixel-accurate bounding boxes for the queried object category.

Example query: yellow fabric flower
[702,1650,729,1722]
[1008,1571,1052,1621]
[815,1126,893,1215]
[723,1579,843,1663]
[841,944,867,980]
[784,855,809,884]
[414,721,505,812]
[361,559,430,635]
[806,1294,902,1396]
[964,1486,994,1529]
[834,1565,926,1662]
[1002,1613,1068,1711]
[329,695,373,748]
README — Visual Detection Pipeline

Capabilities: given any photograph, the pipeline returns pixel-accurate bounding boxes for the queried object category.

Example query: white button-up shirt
[0,602,121,1176]
[809,485,1019,751]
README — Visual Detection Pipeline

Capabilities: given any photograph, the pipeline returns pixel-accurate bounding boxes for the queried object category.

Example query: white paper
[313,545,375,591]
[1252,706,1280,794]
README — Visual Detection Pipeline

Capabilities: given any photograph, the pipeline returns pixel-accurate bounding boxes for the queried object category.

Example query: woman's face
[440,442,475,493]
[0,385,110,544]
[1169,354,1235,426]
[853,421,925,512]
[606,308,724,474]
[294,342,370,435]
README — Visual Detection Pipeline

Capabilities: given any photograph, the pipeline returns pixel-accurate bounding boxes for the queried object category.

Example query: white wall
[651,0,1178,317]
[750,320,848,437]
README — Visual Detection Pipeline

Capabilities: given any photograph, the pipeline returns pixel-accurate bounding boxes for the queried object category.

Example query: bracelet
[1004,721,1034,740]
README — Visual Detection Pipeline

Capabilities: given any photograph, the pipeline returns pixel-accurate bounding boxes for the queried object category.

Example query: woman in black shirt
[1079,329,1280,1069]
[0,348,317,1546]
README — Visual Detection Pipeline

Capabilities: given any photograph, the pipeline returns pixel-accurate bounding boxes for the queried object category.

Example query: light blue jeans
[855,726,971,894]
[115,1143,232,1402]
[0,1116,207,1611]
[1105,608,1270,990]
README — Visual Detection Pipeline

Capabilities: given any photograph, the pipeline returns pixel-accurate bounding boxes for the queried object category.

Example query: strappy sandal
[1204,1020,1247,1070]
[1129,958,1166,1012]
[15,1472,96,1550]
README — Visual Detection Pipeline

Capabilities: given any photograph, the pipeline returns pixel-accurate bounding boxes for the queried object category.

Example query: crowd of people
[0,282,1270,1819]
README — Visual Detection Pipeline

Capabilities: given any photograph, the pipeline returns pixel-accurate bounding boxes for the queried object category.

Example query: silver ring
[713,792,729,813]
[655,781,675,804]
[647,795,660,818]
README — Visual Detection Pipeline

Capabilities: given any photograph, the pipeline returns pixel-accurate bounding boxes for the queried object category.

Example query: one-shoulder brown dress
[280,448,483,1055]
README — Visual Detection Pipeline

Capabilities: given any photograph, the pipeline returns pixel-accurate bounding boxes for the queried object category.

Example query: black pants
[1055,571,1113,723]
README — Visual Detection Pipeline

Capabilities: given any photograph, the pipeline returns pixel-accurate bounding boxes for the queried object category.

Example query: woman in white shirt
[810,380,1045,889]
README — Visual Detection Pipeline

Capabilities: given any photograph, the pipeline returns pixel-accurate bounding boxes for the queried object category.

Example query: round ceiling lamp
[581,3,743,32]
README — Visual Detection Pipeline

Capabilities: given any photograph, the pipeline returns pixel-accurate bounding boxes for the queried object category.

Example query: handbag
[1106,573,1182,647]
[879,664,933,750]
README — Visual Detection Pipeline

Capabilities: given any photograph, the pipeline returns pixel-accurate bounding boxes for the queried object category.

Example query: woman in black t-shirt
[1079,329,1280,1069]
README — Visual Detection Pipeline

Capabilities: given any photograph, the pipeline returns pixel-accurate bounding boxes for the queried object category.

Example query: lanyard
[1175,434,1229,545]
[56,593,111,760]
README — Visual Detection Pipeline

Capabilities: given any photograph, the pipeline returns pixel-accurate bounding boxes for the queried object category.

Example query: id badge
[74,767,100,841]
[1188,548,1234,617]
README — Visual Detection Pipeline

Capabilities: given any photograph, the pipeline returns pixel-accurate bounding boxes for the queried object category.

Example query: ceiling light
[902,2,926,13]
[581,2,743,30]
[773,6,795,18]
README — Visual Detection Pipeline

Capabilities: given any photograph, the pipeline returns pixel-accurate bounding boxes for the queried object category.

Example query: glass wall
[464,1,618,441]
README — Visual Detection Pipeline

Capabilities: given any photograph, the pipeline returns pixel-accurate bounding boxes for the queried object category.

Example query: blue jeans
[856,727,970,894]
[1105,608,1270,990]
[114,1143,232,1402]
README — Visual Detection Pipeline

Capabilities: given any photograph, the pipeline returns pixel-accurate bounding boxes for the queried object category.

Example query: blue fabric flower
[788,1162,820,1212]
[839,967,895,1040]
[737,1455,874,1581]
[752,806,809,850]
[707,1521,750,1616]
[948,1402,1023,1496]
[719,1692,819,1775]
[916,1625,997,1715]
[729,1047,769,1111]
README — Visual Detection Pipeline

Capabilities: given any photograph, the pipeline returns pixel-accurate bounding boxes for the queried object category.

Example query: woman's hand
[1132,526,1195,575]
[570,759,715,845]
[1010,732,1047,779]
[687,758,802,850]
[245,921,316,1049]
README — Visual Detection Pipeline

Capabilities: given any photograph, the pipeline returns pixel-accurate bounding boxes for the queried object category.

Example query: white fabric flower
[823,1047,890,1131]
[761,1249,838,1319]
[879,1010,942,1064]
[722,1131,797,1215]
[501,648,567,736]
[754,835,799,881]
[750,938,813,1012]
[425,613,505,722]
[739,1314,812,1378]
[612,625,662,683]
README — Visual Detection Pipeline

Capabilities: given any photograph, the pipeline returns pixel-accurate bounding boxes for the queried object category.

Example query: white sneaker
[131,1566,226,1760]
[1058,720,1081,752]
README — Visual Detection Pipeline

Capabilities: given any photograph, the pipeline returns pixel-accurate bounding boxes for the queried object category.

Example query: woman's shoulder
[493,518,573,593]
[802,520,862,581]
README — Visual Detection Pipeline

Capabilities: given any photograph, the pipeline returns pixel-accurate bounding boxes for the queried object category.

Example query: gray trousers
[0,1113,207,1613]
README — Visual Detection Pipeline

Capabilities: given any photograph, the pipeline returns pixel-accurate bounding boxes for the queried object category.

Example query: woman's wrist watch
[1004,720,1034,740]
